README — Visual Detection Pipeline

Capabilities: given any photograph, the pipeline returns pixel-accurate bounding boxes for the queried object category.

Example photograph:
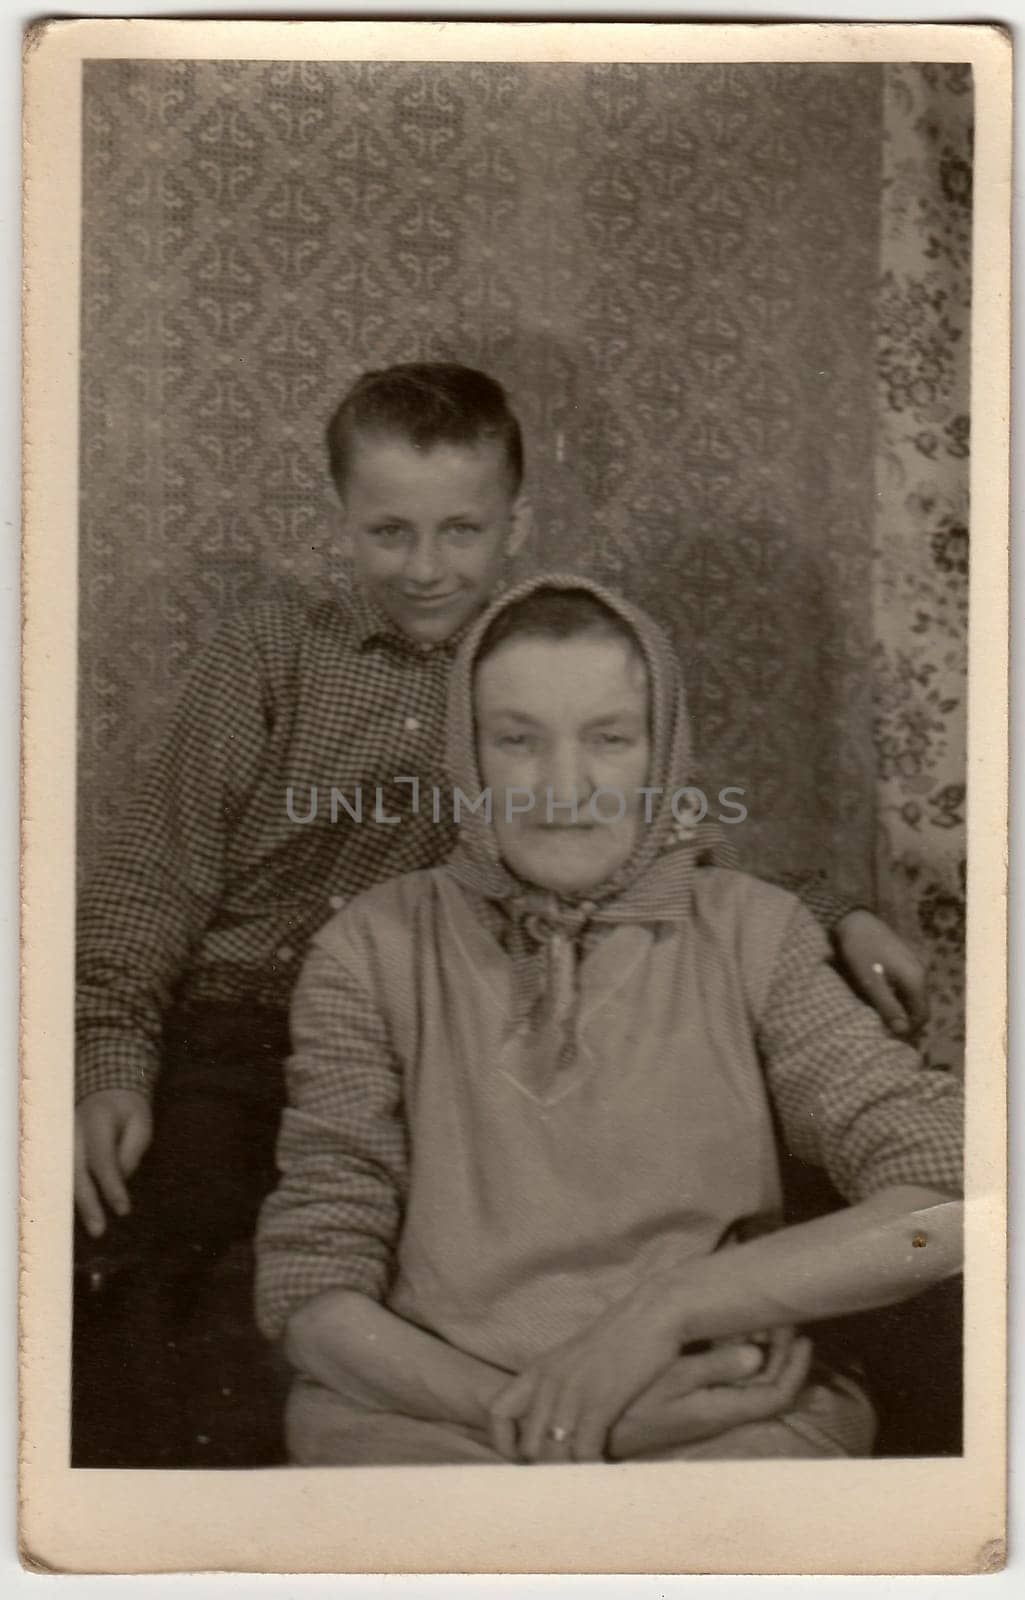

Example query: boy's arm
[768,868,860,932]
[756,902,961,1201]
[75,610,280,1231]
[77,609,278,1102]
[758,871,928,1038]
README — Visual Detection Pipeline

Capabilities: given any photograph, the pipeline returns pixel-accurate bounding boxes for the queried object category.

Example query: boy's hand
[74,1089,153,1237]
[607,1331,812,1461]
[834,909,930,1038]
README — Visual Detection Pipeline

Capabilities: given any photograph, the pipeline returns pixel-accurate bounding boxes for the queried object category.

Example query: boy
[75,363,927,1464]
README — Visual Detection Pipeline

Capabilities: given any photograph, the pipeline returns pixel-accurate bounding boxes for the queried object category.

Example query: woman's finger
[488,1372,537,1461]
[571,1399,613,1463]
[772,1335,814,1408]
[686,1339,815,1436]
[537,1433,574,1465]
[671,1342,765,1394]
[518,1375,565,1463]
[694,1376,795,1432]
[488,1412,520,1463]
[755,1326,795,1387]
[489,1371,535,1421]
[560,1367,619,1462]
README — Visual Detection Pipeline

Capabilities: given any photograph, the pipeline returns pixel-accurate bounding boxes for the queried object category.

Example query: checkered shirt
[254,884,963,1341]
[76,587,857,1103]
[76,587,466,1100]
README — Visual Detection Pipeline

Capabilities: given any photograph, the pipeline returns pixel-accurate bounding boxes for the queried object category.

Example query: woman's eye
[371,525,406,543]
[497,733,530,750]
[594,732,630,749]
[447,523,482,540]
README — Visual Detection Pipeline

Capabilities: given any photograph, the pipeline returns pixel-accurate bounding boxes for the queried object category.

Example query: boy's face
[338,433,528,646]
[475,634,651,896]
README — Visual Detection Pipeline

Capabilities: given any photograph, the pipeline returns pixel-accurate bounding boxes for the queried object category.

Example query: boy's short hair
[475,587,643,672]
[326,363,524,494]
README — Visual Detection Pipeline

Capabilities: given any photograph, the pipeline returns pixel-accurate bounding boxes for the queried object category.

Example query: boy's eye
[593,731,631,749]
[495,733,532,751]
[370,524,407,543]
[446,522,482,540]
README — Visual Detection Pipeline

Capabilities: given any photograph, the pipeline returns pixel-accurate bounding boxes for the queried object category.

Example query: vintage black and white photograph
[20,18,1009,1576]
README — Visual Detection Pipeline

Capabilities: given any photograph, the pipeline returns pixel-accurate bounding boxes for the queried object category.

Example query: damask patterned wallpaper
[77,61,971,1060]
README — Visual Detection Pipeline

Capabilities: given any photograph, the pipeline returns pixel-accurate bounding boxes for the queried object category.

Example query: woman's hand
[834,909,929,1038]
[488,1285,683,1463]
[608,1329,812,1461]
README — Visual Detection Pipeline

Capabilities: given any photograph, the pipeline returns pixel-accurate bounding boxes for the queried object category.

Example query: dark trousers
[72,1003,292,1468]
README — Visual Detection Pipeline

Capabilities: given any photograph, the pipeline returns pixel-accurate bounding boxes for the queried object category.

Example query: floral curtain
[875,64,971,1070]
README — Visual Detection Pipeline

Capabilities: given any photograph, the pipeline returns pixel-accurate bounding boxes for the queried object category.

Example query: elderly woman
[255,575,963,1466]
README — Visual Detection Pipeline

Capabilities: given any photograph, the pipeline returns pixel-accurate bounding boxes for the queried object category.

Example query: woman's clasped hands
[487,1287,812,1464]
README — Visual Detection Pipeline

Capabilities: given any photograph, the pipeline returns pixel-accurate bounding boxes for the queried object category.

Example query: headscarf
[443,573,737,1078]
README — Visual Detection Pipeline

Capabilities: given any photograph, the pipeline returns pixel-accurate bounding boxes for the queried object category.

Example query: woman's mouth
[402,590,460,608]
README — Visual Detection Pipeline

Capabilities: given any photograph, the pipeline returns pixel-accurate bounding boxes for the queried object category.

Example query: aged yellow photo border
[20,18,1010,1575]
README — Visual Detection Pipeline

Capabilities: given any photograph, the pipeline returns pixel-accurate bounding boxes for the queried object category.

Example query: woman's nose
[544,744,591,810]
[404,534,444,586]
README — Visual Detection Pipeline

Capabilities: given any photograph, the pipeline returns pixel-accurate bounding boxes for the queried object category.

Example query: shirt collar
[340,583,486,658]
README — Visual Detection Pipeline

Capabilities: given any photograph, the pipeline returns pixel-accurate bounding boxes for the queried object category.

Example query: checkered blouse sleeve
[255,937,409,1342]
[75,607,288,1102]
[758,902,963,1203]
[768,870,863,932]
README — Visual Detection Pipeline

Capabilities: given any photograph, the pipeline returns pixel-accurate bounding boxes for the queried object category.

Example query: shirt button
[403,715,421,733]
[328,895,345,912]
[276,944,294,963]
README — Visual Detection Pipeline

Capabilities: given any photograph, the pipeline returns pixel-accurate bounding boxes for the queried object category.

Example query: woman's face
[474,631,652,896]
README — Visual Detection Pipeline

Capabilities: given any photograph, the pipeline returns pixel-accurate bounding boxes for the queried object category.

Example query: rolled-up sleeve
[254,935,409,1341]
[757,903,963,1203]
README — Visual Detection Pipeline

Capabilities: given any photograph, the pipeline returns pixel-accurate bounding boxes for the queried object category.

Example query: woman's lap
[286,1378,504,1466]
[285,1371,876,1467]
[640,1373,876,1461]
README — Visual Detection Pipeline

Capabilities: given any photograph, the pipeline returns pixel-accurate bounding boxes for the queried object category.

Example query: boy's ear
[331,496,354,560]
[507,493,533,558]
